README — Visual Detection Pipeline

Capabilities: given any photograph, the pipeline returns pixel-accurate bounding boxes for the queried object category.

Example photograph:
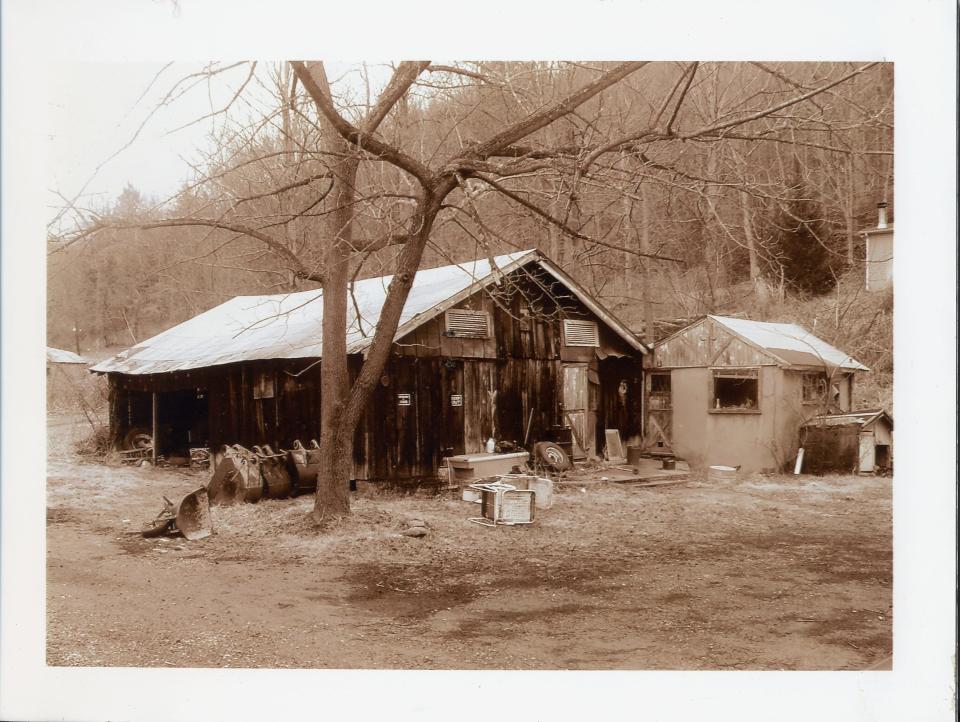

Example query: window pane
[713,373,758,410]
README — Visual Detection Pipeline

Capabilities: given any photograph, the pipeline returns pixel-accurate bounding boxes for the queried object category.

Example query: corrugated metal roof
[709,315,869,371]
[47,347,88,364]
[92,250,645,375]
[802,409,892,429]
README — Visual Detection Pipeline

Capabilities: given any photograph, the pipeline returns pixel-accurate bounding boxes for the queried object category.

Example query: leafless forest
[49,62,892,354]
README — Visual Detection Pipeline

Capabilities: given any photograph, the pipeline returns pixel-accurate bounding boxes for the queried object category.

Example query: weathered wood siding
[107,265,644,484]
[653,317,771,369]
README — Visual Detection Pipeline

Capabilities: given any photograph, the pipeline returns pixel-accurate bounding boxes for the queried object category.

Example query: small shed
[647,315,869,472]
[91,250,648,485]
[800,410,893,475]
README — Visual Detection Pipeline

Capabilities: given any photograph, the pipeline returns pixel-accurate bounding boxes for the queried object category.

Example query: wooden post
[151,391,158,465]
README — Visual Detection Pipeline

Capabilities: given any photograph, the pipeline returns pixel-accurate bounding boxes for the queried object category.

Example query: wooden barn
[645,315,869,472]
[91,250,648,484]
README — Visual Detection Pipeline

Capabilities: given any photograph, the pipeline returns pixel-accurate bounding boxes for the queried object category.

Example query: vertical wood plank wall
[108,268,644,484]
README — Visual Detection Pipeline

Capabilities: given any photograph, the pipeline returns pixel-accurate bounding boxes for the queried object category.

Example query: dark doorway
[158,389,209,456]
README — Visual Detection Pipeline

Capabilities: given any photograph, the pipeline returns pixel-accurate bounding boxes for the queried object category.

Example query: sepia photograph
[2,1,956,721]
[44,57,897,671]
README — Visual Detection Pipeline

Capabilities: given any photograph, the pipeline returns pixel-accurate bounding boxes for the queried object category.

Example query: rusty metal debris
[467,480,536,528]
[288,439,321,496]
[207,445,263,506]
[205,441,322,506]
[141,488,211,540]
[254,445,292,499]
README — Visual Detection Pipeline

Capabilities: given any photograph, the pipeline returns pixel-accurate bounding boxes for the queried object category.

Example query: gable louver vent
[444,309,490,338]
[563,319,600,347]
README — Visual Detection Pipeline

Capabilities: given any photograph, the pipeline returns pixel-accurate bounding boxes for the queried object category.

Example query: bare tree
[48,60,891,524]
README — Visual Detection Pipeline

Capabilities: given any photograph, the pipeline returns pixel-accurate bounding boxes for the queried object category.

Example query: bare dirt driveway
[47,414,892,669]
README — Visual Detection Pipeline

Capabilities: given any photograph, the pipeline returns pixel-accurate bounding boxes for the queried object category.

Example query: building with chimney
[860,202,893,291]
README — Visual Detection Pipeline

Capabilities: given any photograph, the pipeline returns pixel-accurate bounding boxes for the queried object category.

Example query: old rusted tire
[123,427,152,450]
[534,442,571,472]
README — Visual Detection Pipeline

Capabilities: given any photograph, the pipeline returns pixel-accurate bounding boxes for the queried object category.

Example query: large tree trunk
[312,79,360,523]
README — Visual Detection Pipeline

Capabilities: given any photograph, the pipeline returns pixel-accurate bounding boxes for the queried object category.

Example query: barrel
[626,445,643,467]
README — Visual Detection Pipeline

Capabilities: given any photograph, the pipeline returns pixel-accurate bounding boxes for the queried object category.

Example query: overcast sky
[45,61,392,215]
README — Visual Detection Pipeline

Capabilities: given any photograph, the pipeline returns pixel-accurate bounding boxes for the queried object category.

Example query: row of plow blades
[142,440,322,540]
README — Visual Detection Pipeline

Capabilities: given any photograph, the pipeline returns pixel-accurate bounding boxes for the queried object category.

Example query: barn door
[644,371,673,452]
[562,364,590,459]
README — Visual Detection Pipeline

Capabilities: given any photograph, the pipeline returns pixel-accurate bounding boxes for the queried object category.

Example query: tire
[534,442,572,472]
[123,427,153,450]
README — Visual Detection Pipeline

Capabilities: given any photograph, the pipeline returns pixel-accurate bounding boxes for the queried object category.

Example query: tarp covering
[92,250,645,375]
[709,315,869,371]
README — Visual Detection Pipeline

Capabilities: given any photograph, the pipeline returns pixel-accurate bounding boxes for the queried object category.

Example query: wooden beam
[151,391,158,464]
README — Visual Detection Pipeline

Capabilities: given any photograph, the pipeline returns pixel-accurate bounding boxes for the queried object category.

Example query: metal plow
[141,487,212,540]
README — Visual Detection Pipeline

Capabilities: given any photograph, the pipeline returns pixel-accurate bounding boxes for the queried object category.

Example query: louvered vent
[563,319,599,347]
[445,309,490,338]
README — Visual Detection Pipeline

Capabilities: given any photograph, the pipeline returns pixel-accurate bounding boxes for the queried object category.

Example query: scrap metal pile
[464,472,554,528]
[141,439,322,539]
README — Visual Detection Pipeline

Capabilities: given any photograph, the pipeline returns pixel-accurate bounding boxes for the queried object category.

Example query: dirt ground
[47,413,892,670]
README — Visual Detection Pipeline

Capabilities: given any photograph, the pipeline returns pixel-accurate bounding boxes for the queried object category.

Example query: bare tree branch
[290,61,434,184]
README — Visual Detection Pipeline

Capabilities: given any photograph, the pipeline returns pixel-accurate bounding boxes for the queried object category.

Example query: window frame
[801,371,829,405]
[708,366,761,414]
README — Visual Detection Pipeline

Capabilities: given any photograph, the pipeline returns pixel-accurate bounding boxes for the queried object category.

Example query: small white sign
[397,393,412,406]
[450,394,463,407]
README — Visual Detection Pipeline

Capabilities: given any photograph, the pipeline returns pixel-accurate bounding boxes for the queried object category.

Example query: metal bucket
[255,445,291,499]
[626,445,643,467]
[288,439,321,495]
[208,445,263,505]
[662,457,676,470]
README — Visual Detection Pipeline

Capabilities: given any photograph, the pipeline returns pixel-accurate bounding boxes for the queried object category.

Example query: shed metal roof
[47,347,88,365]
[709,315,869,372]
[92,250,646,375]
[801,409,892,429]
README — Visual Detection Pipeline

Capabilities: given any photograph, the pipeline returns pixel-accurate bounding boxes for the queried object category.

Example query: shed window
[711,368,759,412]
[802,372,828,404]
[563,319,600,347]
[444,309,490,338]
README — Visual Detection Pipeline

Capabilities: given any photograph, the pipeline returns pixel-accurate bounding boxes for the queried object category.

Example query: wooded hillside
[48,61,894,408]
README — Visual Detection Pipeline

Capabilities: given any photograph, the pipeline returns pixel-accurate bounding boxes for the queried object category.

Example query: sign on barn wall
[397,393,412,406]
[450,394,463,407]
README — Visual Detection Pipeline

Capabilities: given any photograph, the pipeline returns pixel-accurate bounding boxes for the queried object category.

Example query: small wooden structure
[647,315,869,473]
[91,250,648,486]
[800,410,893,475]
